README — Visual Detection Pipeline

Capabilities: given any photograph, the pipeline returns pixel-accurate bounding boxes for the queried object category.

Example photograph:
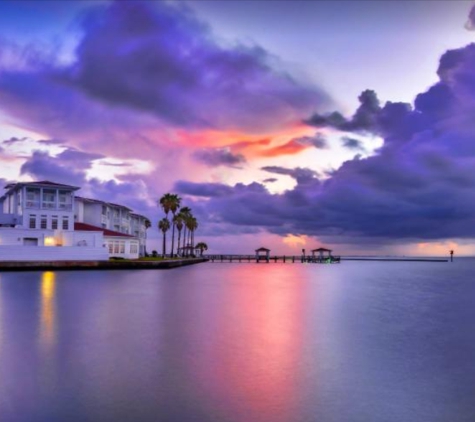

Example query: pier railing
[204,254,341,264]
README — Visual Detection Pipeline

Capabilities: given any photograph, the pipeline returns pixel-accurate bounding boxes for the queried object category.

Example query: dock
[206,254,341,264]
[205,255,449,263]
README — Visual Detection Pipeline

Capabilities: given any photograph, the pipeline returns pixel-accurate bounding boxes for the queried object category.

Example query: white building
[0,180,149,261]
[74,197,149,256]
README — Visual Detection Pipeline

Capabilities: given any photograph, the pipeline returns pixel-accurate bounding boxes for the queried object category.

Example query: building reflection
[40,271,57,350]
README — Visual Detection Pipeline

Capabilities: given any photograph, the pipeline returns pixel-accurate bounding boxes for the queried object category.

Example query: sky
[1,0,475,256]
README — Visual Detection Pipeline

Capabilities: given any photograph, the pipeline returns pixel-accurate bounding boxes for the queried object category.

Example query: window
[26,188,40,208]
[102,205,107,215]
[62,217,69,230]
[29,214,36,229]
[42,189,56,209]
[59,190,72,210]
[120,242,125,254]
[40,215,47,229]
[26,188,39,200]
[52,216,58,230]
[108,242,114,254]
[43,189,55,202]
[113,241,120,254]
[130,243,138,254]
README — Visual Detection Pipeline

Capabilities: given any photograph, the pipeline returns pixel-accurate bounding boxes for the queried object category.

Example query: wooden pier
[205,254,341,264]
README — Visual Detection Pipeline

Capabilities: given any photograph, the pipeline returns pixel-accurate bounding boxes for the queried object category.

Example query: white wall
[105,236,139,259]
[0,245,108,261]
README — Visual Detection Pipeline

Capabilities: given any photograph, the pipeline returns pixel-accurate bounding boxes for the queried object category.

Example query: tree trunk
[162,232,166,257]
[171,217,176,257]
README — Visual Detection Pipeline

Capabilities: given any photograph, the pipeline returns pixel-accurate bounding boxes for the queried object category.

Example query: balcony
[25,200,40,209]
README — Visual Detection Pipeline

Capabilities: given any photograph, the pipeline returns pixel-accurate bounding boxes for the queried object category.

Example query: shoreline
[0,257,208,272]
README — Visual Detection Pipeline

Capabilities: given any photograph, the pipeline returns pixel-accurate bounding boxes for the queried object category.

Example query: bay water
[0,259,474,422]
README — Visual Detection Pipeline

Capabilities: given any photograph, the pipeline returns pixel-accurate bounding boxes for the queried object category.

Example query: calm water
[0,260,475,422]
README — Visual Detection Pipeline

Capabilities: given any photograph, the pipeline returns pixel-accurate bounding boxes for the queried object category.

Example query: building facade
[74,197,149,256]
[0,181,149,261]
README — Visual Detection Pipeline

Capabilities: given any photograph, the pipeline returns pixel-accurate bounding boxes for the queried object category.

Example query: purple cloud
[261,132,328,156]
[175,181,234,198]
[341,136,366,152]
[2,137,27,146]
[261,166,319,184]
[305,90,381,133]
[65,0,328,131]
[171,41,475,243]
[193,148,246,167]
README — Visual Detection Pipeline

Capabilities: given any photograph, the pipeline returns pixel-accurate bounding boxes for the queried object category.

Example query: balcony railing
[25,201,72,211]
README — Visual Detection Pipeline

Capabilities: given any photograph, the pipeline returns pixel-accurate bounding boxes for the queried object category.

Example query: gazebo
[255,247,270,262]
[177,245,200,257]
[312,247,332,262]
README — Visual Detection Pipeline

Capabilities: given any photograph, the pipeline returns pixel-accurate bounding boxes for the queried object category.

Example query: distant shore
[341,257,448,262]
[0,257,208,272]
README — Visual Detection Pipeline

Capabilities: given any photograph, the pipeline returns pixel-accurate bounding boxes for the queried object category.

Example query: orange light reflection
[40,271,57,349]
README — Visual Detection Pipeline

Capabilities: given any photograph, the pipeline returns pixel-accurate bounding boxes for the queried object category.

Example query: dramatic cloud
[261,166,319,184]
[173,42,475,243]
[465,3,475,30]
[193,148,246,167]
[64,0,328,131]
[305,90,381,133]
[19,148,101,187]
[2,137,27,146]
[341,136,366,152]
[37,139,64,146]
[175,181,234,198]
[261,132,328,157]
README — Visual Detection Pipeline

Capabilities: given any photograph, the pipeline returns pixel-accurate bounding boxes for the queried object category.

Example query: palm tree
[179,207,192,253]
[158,193,181,257]
[195,242,208,256]
[158,193,173,217]
[169,194,181,257]
[174,213,184,256]
[186,216,198,254]
[158,218,170,257]
[144,218,151,256]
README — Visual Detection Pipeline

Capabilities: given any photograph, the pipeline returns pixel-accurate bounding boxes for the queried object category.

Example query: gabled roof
[312,248,332,252]
[74,222,135,238]
[255,247,270,252]
[5,180,80,191]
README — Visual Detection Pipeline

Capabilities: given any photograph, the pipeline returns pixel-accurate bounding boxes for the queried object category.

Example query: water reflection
[39,271,57,349]
[180,265,308,422]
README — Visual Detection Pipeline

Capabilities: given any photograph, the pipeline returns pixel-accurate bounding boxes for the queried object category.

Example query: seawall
[0,258,208,272]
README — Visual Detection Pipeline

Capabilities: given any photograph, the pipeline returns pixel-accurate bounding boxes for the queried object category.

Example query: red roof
[74,222,135,238]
